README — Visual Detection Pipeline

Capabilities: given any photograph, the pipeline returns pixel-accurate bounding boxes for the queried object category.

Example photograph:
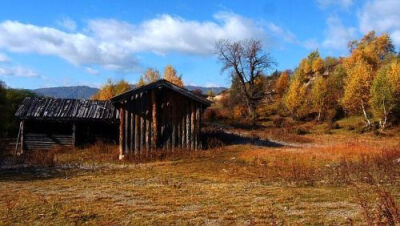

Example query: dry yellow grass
[1,133,400,224]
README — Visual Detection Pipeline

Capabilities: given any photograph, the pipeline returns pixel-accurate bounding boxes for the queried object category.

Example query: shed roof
[111,79,212,106]
[15,97,118,122]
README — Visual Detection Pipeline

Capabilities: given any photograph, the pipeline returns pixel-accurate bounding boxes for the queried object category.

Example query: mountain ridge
[32,85,226,99]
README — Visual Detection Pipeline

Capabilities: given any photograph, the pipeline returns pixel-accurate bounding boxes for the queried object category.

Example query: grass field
[1,131,400,224]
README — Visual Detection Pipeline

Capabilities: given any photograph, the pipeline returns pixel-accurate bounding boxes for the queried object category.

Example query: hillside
[32,86,99,99]
[32,85,226,99]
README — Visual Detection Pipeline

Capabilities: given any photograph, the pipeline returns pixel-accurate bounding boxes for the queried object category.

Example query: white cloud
[359,0,400,46]
[57,17,77,31]
[85,67,99,75]
[316,0,354,9]
[267,23,296,43]
[0,12,267,72]
[88,12,266,55]
[0,52,8,62]
[0,65,39,77]
[322,16,356,51]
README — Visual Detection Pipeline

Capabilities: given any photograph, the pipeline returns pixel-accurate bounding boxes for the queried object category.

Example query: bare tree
[215,39,275,125]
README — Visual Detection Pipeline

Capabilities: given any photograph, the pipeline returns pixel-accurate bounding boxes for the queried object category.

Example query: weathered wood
[125,108,129,155]
[16,97,119,122]
[72,122,76,149]
[130,101,134,154]
[171,97,176,151]
[20,120,24,154]
[151,90,158,150]
[182,108,186,149]
[195,105,200,150]
[140,93,145,152]
[134,109,140,154]
[119,107,124,160]
[191,102,195,150]
[186,103,190,150]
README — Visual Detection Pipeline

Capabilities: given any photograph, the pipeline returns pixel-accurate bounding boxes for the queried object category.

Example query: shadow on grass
[203,128,284,148]
[0,167,78,182]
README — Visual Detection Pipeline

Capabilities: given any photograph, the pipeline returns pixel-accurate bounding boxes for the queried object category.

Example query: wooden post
[72,122,76,149]
[151,89,158,150]
[182,110,186,149]
[130,102,134,155]
[134,111,139,155]
[119,107,125,160]
[140,93,145,153]
[171,98,176,152]
[186,103,190,150]
[191,102,195,150]
[125,109,129,155]
[20,120,24,154]
[195,105,200,150]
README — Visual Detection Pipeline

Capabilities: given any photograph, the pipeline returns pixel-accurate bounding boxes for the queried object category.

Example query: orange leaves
[163,65,184,87]
[91,79,131,100]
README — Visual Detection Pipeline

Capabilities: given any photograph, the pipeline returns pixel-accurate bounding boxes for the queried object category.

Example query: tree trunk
[361,100,371,128]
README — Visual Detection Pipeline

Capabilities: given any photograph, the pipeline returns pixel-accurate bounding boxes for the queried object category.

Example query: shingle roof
[15,97,119,121]
[111,79,212,106]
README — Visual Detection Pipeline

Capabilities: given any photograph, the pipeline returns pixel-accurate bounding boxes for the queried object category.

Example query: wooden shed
[14,97,119,152]
[111,79,211,159]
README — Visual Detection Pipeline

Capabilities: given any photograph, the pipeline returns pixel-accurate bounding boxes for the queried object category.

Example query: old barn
[111,79,211,159]
[14,97,119,152]
[14,80,211,158]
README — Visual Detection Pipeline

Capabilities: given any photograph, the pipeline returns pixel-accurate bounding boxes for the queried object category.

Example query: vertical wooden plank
[20,120,24,154]
[125,108,129,155]
[145,93,150,155]
[181,108,185,149]
[171,97,176,151]
[72,122,76,149]
[134,110,139,154]
[140,93,145,153]
[119,106,125,160]
[177,109,181,149]
[186,102,190,150]
[195,104,200,150]
[151,89,158,150]
[199,106,203,150]
[130,98,134,154]
[166,98,171,152]
[191,102,195,150]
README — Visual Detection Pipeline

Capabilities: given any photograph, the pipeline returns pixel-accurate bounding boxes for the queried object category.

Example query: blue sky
[0,0,399,89]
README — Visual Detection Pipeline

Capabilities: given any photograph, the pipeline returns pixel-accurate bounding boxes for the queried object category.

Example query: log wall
[118,88,204,156]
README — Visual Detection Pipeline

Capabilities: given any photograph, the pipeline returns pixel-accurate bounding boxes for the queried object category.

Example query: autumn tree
[311,76,328,121]
[341,31,395,127]
[163,65,184,87]
[215,39,275,125]
[91,79,131,100]
[370,59,400,130]
[275,70,290,97]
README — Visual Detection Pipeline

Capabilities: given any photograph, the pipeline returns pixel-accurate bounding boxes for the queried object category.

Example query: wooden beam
[119,107,125,160]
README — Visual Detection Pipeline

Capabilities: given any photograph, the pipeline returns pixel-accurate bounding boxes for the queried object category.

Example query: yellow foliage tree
[312,57,324,74]
[311,76,328,121]
[341,61,374,126]
[91,79,131,100]
[163,65,184,87]
[341,31,395,126]
[284,76,304,117]
[275,70,290,97]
